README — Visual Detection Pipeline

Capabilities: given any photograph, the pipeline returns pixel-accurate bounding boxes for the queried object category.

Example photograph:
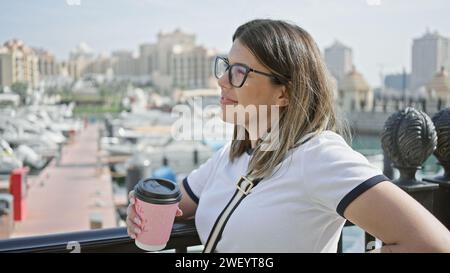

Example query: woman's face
[217,39,288,127]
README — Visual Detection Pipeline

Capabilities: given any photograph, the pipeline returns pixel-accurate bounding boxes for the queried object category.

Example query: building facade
[384,71,411,92]
[427,66,450,103]
[411,30,450,90]
[34,48,58,80]
[324,40,353,85]
[338,66,373,112]
[139,29,215,91]
[0,39,39,88]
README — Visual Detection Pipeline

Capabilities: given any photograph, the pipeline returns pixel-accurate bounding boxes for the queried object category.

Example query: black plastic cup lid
[134,178,182,205]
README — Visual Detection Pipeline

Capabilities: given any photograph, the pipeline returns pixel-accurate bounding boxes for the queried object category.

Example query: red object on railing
[9,167,29,221]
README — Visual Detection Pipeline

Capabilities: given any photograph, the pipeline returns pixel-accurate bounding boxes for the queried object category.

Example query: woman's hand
[126,190,142,239]
[126,190,183,239]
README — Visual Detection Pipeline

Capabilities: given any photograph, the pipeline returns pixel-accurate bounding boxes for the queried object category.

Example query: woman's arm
[344,181,450,253]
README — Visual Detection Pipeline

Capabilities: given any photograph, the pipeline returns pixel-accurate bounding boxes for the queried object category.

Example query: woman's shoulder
[297,130,350,152]
[285,130,382,185]
[289,130,362,163]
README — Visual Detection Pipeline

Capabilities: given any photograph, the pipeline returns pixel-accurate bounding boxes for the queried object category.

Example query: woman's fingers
[176,208,183,217]
[126,205,142,226]
[126,192,143,240]
[126,217,141,239]
[129,190,135,205]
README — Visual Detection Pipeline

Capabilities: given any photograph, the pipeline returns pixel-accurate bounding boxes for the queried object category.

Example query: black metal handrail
[0,219,200,253]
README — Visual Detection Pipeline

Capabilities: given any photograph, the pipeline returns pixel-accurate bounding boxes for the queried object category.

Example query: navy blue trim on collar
[182,177,199,204]
[336,174,390,218]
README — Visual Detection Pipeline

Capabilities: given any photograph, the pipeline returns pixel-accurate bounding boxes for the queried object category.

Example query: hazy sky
[1,0,449,86]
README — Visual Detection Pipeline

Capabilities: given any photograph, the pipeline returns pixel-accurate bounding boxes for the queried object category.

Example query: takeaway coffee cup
[133,178,182,251]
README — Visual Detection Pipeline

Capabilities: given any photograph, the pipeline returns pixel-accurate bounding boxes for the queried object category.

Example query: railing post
[423,108,450,229]
[383,152,394,180]
[381,107,438,213]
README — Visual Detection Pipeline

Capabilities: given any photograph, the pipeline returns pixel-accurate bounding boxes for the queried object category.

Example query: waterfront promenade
[10,123,117,238]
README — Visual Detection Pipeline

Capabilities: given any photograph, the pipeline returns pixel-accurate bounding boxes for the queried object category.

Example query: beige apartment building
[0,39,39,88]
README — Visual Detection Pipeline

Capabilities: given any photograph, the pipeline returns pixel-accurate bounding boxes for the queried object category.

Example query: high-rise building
[324,40,353,84]
[156,29,196,76]
[34,48,58,79]
[139,43,158,77]
[111,50,140,79]
[411,30,450,89]
[138,29,216,91]
[0,39,39,88]
[169,45,213,89]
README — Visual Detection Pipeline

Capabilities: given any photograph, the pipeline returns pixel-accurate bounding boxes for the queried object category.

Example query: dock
[10,123,117,238]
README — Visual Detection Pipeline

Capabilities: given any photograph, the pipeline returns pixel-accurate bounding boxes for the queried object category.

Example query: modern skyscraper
[411,30,450,89]
[324,40,353,84]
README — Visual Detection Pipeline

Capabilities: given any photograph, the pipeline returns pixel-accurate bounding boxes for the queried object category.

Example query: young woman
[126,19,450,253]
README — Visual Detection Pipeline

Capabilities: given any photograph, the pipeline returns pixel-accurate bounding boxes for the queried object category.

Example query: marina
[0,3,449,252]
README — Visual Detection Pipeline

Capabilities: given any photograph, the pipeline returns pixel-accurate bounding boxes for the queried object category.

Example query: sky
[1,0,449,86]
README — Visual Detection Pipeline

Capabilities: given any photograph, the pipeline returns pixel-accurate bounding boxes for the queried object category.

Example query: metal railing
[0,219,200,253]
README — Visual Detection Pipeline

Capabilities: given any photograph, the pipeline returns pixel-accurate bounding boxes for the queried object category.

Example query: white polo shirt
[183,130,389,253]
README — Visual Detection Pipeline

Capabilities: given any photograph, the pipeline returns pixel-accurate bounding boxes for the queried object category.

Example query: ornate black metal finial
[431,108,450,182]
[381,107,437,185]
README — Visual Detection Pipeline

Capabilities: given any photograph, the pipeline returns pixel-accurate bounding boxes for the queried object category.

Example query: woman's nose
[217,71,231,88]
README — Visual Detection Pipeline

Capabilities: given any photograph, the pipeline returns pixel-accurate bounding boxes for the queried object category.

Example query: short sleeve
[182,142,230,204]
[301,132,390,218]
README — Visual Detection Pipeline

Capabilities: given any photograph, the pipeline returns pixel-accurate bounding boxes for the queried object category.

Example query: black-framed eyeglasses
[214,56,284,88]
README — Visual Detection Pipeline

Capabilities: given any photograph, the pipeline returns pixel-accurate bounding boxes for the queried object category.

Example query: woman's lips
[220,96,238,105]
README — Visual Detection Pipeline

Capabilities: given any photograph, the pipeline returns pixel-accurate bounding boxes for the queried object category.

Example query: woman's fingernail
[130,234,136,239]
[134,227,141,234]
[134,217,141,225]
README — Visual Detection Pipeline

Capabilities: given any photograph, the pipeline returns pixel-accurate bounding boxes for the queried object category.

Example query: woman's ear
[275,85,290,107]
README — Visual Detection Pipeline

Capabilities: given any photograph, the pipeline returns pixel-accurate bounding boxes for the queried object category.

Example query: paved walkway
[11,123,117,238]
